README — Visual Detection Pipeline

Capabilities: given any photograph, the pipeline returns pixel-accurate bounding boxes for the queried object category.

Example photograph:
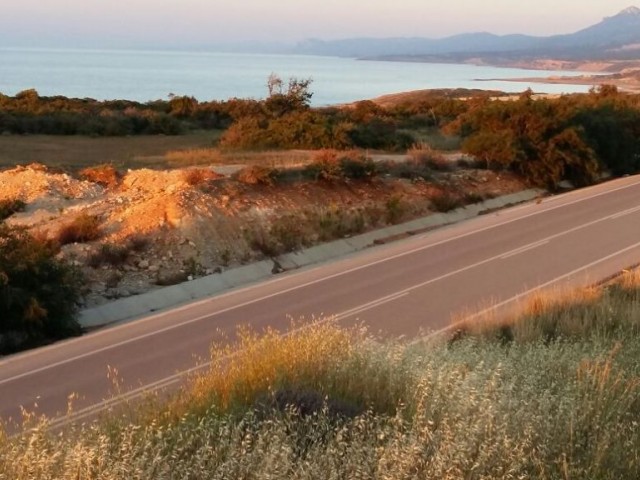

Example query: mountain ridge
[291,7,640,63]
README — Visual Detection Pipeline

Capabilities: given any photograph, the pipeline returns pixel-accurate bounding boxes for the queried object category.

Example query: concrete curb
[79,188,543,329]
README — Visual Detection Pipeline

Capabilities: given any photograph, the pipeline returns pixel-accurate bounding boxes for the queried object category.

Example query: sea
[0,47,593,106]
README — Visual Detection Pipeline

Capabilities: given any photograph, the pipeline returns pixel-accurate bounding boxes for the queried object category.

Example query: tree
[0,225,83,353]
[264,75,313,117]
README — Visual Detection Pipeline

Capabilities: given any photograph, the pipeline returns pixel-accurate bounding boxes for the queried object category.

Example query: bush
[385,196,407,224]
[0,198,26,221]
[87,243,130,268]
[0,225,82,353]
[431,190,463,212]
[305,150,344,181]
[57,214,102,245]
[183,167,222,187]
[384,158,433,181]
[235,165,279,186]
[304,150,377,182]
[79,164,120,188]
[407,143,453,171]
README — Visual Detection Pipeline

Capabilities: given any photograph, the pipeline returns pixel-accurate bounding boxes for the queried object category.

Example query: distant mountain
[291,7,640,61]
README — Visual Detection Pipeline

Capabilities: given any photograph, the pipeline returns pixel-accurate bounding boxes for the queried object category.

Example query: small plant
[219,248,232,266]
[408,142,452,171]
[430,191,463,212]
[235,165,278,186]
[87,243,130,268]
[463,192,485,204]
[270,215,309,252]
[79,164,120,188]
[182,167,222,187]
[183,256,205,277]
[340,156,378,180]
[304,149,343,181]
[245,225,280,257]
[155,271,189,286]
[385,195,406,224]
[57,214,102,245]
[126,234,150,252]
[0,198,26,221]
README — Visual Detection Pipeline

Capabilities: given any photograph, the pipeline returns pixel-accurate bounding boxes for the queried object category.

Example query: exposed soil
[0,161,526,308]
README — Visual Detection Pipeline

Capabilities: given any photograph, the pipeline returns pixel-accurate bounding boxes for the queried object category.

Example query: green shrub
[57,214,102,245]
[385,196,407,224]
[0,225,82,353]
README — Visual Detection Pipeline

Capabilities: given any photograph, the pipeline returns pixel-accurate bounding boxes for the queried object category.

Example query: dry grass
[2,276,640,478]
[165,148,312,169]
[56,214,102,245]
[0,132,219,172]
[182,167,223,186]
[234,165,278,186]
[452,270,640,345]
[165,148,224,167]
[78,164,120,188]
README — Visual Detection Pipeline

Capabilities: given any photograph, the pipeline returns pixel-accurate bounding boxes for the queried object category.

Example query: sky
[0,0,637,49]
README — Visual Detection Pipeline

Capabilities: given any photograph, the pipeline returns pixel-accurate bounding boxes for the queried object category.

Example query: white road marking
[610,204,640,220]
[335,292,409,320]
[30,237,640,432]
[3,177,640,371]
[500,240,550,260]
[4,197,640,387]
[450,239,640,327]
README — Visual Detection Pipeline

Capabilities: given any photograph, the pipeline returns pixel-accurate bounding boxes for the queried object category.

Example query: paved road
[2,175,640,429]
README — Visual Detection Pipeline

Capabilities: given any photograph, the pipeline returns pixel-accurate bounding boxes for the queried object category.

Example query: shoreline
[482,71,640,94]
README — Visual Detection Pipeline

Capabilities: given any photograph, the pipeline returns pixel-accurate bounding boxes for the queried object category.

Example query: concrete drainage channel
[79,189,544,329]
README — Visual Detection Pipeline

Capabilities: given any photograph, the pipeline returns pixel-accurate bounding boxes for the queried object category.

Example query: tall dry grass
[2,275,640,479]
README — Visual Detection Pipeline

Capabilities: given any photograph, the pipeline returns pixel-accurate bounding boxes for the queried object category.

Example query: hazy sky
[1,1,637,48]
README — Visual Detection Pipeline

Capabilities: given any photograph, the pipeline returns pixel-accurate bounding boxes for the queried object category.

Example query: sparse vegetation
[430,190,464,212]
[3,272,640,478]
[57,214,102,245]
[87,243,131,268]
[0,198,26,221]
[235,165,279,186]
[79,164,120,188]
[182,167,222,187]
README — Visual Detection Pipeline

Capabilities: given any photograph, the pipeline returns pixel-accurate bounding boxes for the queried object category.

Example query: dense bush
[0,225,82,353]
[304,150,378,181]
[448,86,640,188]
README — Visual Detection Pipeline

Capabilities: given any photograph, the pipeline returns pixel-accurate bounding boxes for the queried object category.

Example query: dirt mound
[0,164,102,203]
[2,161,526,308]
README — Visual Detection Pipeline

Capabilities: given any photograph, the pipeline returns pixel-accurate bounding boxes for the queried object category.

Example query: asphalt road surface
[2,175,640,429]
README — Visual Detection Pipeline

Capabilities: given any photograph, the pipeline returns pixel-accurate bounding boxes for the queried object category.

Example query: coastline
[481,71,640,94]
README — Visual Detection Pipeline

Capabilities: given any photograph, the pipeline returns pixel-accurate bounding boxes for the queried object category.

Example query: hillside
[0,158,524,310]
[292,7,640,69]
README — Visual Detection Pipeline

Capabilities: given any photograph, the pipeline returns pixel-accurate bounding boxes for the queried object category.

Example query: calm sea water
[0,48,591,105]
